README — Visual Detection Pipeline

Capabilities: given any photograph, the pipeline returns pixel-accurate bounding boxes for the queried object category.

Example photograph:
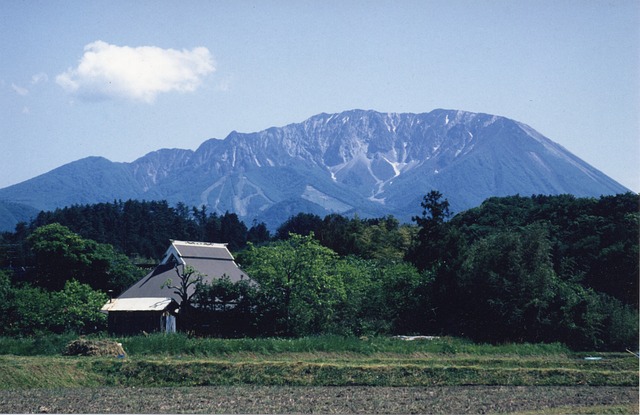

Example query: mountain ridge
[0,109,629,231]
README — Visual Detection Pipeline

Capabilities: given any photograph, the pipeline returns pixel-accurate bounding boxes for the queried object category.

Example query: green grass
[0,333,575,357]
[0,353,636,389]
[86,358,637,387]
[0,334,636,389]
[0,355,638,389]
[114,333,572,357]
[0,333,77,356]
[0,353,637,388]
[0,356,103,388]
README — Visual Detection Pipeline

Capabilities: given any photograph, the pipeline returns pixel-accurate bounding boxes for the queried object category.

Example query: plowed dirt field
[0,385,637,414]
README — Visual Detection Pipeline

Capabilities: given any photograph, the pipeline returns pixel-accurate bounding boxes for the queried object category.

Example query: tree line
[22,200,268,259]
[404,192,638,350]
[0,193,637,350]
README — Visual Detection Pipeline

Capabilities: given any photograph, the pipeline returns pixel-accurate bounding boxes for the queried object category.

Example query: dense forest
[0,192,637,351]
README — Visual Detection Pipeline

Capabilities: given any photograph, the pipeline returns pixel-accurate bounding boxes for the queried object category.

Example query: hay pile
[64,338,126,357]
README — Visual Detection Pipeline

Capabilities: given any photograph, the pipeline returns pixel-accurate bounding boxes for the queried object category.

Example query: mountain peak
[0,109,629,231]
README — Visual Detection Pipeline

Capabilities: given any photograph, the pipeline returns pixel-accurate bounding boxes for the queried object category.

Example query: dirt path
[0,385,637,414]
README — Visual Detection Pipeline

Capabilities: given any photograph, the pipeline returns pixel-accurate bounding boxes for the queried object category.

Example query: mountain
[0,200,40,232]
[0,109,630,231]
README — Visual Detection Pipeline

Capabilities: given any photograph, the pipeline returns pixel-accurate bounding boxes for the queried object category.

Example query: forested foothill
[0,193,637,351]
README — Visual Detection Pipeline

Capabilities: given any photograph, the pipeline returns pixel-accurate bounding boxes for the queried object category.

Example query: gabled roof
[117,240,249,303]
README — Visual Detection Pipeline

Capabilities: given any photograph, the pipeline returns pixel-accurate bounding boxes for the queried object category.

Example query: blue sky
[2,0,639,191]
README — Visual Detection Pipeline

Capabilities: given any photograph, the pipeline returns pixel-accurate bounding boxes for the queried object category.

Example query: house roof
[173,242,234,261]
[117,240,249,303]
[101,297,176,312]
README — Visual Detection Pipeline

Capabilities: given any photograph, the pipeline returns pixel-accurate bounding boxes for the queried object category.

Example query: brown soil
[0,385,636,414]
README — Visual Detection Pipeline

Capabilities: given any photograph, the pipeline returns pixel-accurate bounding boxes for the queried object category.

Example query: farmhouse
[101,240,249,335]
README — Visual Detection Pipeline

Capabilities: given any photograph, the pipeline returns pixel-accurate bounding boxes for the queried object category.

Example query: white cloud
[56,41,215,103]
[11,83,28,96]
[31,72,48,84]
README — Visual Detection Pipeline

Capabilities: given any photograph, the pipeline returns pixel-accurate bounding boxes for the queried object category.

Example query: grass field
[0,334,637,413]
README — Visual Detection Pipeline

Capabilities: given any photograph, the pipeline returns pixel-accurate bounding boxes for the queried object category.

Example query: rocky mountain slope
[0,109,629,230]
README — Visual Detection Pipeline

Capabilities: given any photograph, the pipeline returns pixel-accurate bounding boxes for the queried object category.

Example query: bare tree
[163,264,203,316]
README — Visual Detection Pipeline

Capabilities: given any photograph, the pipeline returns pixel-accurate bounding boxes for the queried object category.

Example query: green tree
[408,190,452,272]
[27,223,142,292]
[4,284,56,335]
[0,270,12,328]
[330,256,376,334]
[192,275,260,336]
[316,214,361,256]
[238,234,345,336]
[27,223,95,290]
[450,193,639,310]
[52,280,108,334]
[1,278,107,336]
[356,260,428,335]
[454,222,638,350]
[275,213,323,240]
[219,212,248,251]
[459,224,557,343]
[356,216,413,260]
[247,220,271,245]
[92,243,145,294]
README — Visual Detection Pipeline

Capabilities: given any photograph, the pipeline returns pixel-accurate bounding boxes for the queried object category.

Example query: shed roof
[116,240,249,303]
[101,297,176,312]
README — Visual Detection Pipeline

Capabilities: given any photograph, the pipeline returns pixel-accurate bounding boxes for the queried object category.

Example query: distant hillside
[0,201,40,231]
[0,109,629,231]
